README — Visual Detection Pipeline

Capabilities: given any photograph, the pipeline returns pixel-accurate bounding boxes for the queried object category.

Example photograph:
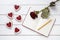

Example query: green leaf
[34,11,40,14]
[57,0,60,1]
[49,2,55,7]
[41,7,50,19]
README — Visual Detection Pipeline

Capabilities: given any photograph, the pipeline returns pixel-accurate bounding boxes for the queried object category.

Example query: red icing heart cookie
[14,5,20,11]
[16,15,22,21]
[15,27,20,33]
[6,22,12,28]
[8,12,13,19]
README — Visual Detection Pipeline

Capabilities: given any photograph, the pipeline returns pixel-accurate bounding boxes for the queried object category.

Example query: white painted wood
[0,0,56,4]
[0,36,60,40]
[0,0,60,40]
[0,24,60,36]
[0,15,60,24]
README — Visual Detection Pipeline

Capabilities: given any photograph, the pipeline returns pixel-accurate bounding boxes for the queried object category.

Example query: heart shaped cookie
[16,15,22,21]
[15,27,20,33]
[14,5,20,12]
[8,12,13,19]
[6,22,12,28]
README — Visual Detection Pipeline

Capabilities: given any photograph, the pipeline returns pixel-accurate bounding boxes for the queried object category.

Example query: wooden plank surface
[0,0,60,40]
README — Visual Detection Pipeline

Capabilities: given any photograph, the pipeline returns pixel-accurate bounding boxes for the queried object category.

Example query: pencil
[37,19,52,30]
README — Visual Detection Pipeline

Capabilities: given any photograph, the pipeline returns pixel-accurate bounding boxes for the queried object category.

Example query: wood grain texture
[0,0,60,40]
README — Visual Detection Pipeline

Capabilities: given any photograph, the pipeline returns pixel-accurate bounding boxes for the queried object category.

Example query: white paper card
[22,7,56,36]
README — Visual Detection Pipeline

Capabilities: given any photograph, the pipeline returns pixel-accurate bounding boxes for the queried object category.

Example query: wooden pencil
[37,19,52,30]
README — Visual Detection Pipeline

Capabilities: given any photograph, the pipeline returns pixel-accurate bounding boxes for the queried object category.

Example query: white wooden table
[0,0,60,40]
